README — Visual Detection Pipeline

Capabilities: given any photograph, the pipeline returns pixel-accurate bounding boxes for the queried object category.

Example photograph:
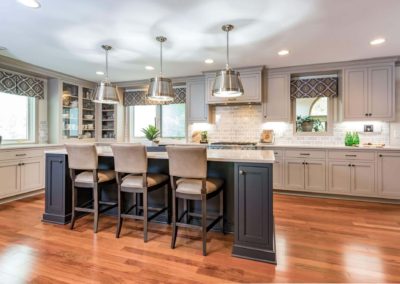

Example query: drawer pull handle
[379,154,399,158]
[300,153,310,156]
[15,154,26,157]
[345,154,357,157]
[274,152,278,155]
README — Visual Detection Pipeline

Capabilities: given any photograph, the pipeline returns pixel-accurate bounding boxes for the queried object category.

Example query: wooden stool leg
[171,190,178,249]
[201,196,207,256]
[143,190,148,242]
[70,184,77,230]
[116,186,123,238]
[93,184,99,233]
[219,190,225,234]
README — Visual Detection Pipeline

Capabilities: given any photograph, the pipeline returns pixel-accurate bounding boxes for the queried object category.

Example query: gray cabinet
[377,152,400,198]
[205,67,263,104]
[263,73,290,121]
[233,163,275,263]
[285,158,326,192]
[343,64,394,121]
[187,77,208,122]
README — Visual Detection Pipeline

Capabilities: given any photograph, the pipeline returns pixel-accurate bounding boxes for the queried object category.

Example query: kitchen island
[42,147,276,263]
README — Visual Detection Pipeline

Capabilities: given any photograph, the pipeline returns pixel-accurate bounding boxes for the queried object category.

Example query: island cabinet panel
[233,163,276,264]
[377,152,400,198]
[42,154,71,224]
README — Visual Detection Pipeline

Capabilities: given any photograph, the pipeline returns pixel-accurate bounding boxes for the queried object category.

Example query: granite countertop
[45,148,276,164]
[256,143,400,151]
[0,143,63,151]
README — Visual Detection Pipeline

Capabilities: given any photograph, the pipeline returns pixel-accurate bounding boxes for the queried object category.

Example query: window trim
[1,94,37,144]
[292,97,333,136]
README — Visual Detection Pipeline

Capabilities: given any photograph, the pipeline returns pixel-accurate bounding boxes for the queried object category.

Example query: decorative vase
[301,121,313,132]
[345,132,353,146]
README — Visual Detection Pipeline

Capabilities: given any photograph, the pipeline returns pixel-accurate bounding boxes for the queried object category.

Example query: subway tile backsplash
[189,105,393,145]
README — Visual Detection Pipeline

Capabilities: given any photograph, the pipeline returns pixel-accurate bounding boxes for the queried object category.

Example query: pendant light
[212,24,244,98]
[147,36,174,102]
[93,45,120,104]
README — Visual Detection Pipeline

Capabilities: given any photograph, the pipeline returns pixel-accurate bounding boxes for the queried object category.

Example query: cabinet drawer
[328,150,374,161]
[0,149,44,161]
[285,149,325,159]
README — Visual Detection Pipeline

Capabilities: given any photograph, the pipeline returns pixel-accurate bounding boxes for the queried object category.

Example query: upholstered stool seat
[122,173,168,188]
[66,144,117,233]
[111,144,170,242]
[167,146,225,256]
[75,170,116,184]
[176,178,223,195]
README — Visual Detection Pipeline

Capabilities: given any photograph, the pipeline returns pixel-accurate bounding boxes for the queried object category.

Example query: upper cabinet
[187,77,209,122]
[204,66,263,104]
[343,63,395,121]
[262,73,290,122]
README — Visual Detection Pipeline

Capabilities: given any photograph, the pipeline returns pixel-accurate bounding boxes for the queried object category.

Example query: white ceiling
[0,0,399,82]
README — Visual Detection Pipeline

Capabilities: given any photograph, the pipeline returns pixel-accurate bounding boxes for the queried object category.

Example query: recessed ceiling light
[278,49,289,56]
[370,38,386,46]
[205,58,214,64]
[17,0,41,8]
[145,66,155,70]
[96,71,104,75]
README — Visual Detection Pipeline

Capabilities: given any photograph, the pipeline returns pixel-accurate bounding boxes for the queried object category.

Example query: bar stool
[66,144,117,233]
[111,144,169,242]
[167,146,224,256]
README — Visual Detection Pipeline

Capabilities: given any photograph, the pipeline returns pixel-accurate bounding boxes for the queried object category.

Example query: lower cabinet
[377,152,400,198]
[0,160,20,198]
[0,156,44,198]
[272,157,284,189]
[328,161,375,195]
[284,158,326,192]
[233,163,275,263]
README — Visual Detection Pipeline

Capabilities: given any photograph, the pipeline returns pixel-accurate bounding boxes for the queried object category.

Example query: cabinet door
[187,78,208,122]
[344,68,368,120]
[377,153,400,198]
[328,161,351,193]
[368,66,394,120]
[350,162,375,195]
[284,159,305,190]
[235,164,272,248]
[236,72,262,103]
[20,157,44,192]
[263,74,290,121]
[273,158,284,190]
[305,160,326,192]
[0,160,20,198]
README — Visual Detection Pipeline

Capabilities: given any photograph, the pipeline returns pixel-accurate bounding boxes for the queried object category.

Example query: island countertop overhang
[45,148,276,164]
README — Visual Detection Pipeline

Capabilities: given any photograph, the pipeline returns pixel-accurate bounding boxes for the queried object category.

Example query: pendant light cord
[226,29,230,70]
[105,48,109,80]
[160,40,163,75]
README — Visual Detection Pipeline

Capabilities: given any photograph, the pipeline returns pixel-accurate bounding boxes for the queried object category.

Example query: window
[131,103,186,139]
[295,97,330,133]
[0,92,36,143]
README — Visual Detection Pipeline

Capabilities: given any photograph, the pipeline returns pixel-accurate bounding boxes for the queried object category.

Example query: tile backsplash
[189,105,393,145]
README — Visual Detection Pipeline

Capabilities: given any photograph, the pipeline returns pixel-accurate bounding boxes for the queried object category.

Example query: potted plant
[141,125,160,146]
[296,116,314,132]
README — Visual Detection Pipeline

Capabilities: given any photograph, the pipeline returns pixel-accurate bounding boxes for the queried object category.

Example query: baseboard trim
[0,189,44,205]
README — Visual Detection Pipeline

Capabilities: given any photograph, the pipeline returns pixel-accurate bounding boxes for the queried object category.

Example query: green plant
[296,115,323,132]
[141,125,160,141]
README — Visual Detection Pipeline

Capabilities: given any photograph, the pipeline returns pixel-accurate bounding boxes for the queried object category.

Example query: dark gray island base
[42,149,276,264]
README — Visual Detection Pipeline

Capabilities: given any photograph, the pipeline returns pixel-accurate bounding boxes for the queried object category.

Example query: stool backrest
[111,144,147,174]
[65,144,98,170]
[166,146,207,179]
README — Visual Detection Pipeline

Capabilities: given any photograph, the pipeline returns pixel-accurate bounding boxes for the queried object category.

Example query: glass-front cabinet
[100,104,116,140]
[61,83,79,139]
[81,87,96,139]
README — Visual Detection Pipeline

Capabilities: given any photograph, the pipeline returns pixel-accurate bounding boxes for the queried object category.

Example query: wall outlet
[364,125,374,132]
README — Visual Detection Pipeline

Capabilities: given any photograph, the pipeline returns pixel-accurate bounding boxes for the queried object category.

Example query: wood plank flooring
[0,193,400,283]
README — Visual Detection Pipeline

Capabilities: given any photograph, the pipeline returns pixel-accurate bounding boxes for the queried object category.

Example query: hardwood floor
[0,194,400,283]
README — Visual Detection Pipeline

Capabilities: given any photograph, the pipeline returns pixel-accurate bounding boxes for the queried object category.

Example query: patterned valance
[0,69,44,99]
[124,87,186,106]
[290,77,338,99]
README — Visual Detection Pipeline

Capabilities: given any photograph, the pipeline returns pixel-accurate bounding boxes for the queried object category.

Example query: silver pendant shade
[212,24,244,98]
[93,45,120,104]
[147,36,174,102]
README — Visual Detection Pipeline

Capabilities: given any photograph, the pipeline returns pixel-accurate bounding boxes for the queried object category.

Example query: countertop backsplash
[189,104,392,146]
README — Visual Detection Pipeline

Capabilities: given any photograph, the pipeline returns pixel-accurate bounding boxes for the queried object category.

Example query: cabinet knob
[59,160,63,163]
[348,164,351,167]
[239,170,245,175]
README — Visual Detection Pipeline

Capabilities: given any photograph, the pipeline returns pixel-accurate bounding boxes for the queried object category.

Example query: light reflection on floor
[0,245,34,283]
